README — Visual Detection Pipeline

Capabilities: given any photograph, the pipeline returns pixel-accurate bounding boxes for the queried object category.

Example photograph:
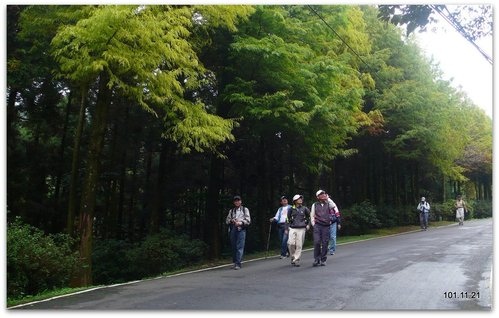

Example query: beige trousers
[287,227,306,262]
[456,207,465,222]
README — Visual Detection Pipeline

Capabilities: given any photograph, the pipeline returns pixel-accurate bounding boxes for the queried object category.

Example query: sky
[413,7,493,118]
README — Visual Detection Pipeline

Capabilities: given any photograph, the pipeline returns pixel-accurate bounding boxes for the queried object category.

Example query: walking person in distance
[226,195,251,270]
[455,195,467,226]
[417,197,430,231]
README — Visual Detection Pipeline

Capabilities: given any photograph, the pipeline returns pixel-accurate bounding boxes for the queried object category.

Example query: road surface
[13,218,492,310]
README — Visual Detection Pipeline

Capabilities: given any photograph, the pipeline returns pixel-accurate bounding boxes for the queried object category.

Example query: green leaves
[222,6,369,172]
[26,5,253,155]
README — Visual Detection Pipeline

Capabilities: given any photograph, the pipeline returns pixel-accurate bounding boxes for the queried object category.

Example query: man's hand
[337,224,341,230]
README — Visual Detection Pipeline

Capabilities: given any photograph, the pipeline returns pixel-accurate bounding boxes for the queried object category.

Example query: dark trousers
[277,224,289,256]
[313,223,330,262]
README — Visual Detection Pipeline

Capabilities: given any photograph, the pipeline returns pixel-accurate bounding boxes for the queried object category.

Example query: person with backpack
[310,190,335,266]
[327,194,341,256]
[417,197,431,231]
[225,195,251,270]
[286,194,311,267]
[269,196,291,259]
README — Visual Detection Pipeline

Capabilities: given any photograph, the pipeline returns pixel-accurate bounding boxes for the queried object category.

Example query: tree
[19,4,252,286]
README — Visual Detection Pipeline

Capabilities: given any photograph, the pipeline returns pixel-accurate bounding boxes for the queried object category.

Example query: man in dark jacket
[286,194,310,267]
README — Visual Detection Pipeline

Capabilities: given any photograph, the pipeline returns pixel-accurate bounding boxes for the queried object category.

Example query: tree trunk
[67,86,88,236]
[205,155,223,259]
[73,73,112,287]
[54,91,72,221]
[150,139,170,234]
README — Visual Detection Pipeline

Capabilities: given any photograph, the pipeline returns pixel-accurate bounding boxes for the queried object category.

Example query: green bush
[431,200,456,221]
[7,218,79,299]
[373,205,420,228]
[131,229,208,277]
[92,229,208,285]
[341,201,381,236]
[471,200,492,219]
[92,239,139,285]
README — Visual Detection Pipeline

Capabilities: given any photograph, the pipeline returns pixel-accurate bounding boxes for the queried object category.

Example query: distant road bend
[14,219,492,310]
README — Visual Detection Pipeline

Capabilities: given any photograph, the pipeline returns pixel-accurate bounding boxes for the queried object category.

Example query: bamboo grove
[6,5,492,288]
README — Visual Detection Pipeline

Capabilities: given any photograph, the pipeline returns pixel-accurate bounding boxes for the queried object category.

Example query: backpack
[230,206,250,228]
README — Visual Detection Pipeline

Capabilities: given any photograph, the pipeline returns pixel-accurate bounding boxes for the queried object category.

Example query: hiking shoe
[320,261,326,266]
[330,252,335,255]
[313,260,320,267]
[234,265,241,270]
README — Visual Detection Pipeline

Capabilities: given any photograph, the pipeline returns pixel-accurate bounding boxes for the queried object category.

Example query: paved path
[14,219,492,310]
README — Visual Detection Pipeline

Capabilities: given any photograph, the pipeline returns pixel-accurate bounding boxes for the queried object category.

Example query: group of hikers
[225,190,341,269]
[227,191,468,270]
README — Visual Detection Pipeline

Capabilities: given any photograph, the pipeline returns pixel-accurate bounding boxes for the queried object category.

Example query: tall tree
[18,4,253,286]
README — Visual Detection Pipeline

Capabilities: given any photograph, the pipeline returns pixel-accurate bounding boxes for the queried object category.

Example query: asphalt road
[13,218,492,311]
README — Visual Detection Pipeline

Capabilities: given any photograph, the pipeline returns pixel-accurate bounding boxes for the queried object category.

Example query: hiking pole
[265,222,272,259]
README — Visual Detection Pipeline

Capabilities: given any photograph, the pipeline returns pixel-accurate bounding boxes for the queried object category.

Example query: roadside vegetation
[7,215,488,308]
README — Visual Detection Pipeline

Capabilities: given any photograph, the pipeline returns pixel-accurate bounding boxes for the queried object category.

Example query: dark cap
[280,195,287,201]
[233,195,242,201]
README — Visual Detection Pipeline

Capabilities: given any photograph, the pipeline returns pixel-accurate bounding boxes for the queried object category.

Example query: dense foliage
[6,4,492,297]
[7,219,79,298]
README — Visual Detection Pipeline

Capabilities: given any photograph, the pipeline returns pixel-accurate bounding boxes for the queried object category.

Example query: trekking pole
[265,222,272,259]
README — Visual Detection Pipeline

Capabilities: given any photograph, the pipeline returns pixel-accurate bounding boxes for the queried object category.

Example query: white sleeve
[328,198,338,212]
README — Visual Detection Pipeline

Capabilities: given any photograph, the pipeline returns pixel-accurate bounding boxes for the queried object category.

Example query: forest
[6,4,492,299]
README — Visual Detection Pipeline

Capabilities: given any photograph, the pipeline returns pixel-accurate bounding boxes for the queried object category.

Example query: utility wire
[430,5,492,65]
[306,5,371,70]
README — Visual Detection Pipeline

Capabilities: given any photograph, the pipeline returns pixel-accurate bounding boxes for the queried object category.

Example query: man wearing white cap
[310,190,334,266]
[286,194,310,267]
[417,197,430,230]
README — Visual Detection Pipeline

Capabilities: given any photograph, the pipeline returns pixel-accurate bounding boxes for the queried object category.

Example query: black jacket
[286,205,311,229]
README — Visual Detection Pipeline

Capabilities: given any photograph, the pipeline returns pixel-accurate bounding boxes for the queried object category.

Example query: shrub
[7,218,79,299]
[92,239,138,285]
[341,201,381,236]
[471,200,492,219]
[92,229,208,285]
[431,200,456,221]
[131,229,208,277]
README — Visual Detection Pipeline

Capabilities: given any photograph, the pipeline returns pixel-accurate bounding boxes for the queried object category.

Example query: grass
[8,287,90,308]
[7,220,456,308]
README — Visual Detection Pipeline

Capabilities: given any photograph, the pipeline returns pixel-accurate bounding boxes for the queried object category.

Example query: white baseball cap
[292,194,303,202]
[316,189,326,197]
